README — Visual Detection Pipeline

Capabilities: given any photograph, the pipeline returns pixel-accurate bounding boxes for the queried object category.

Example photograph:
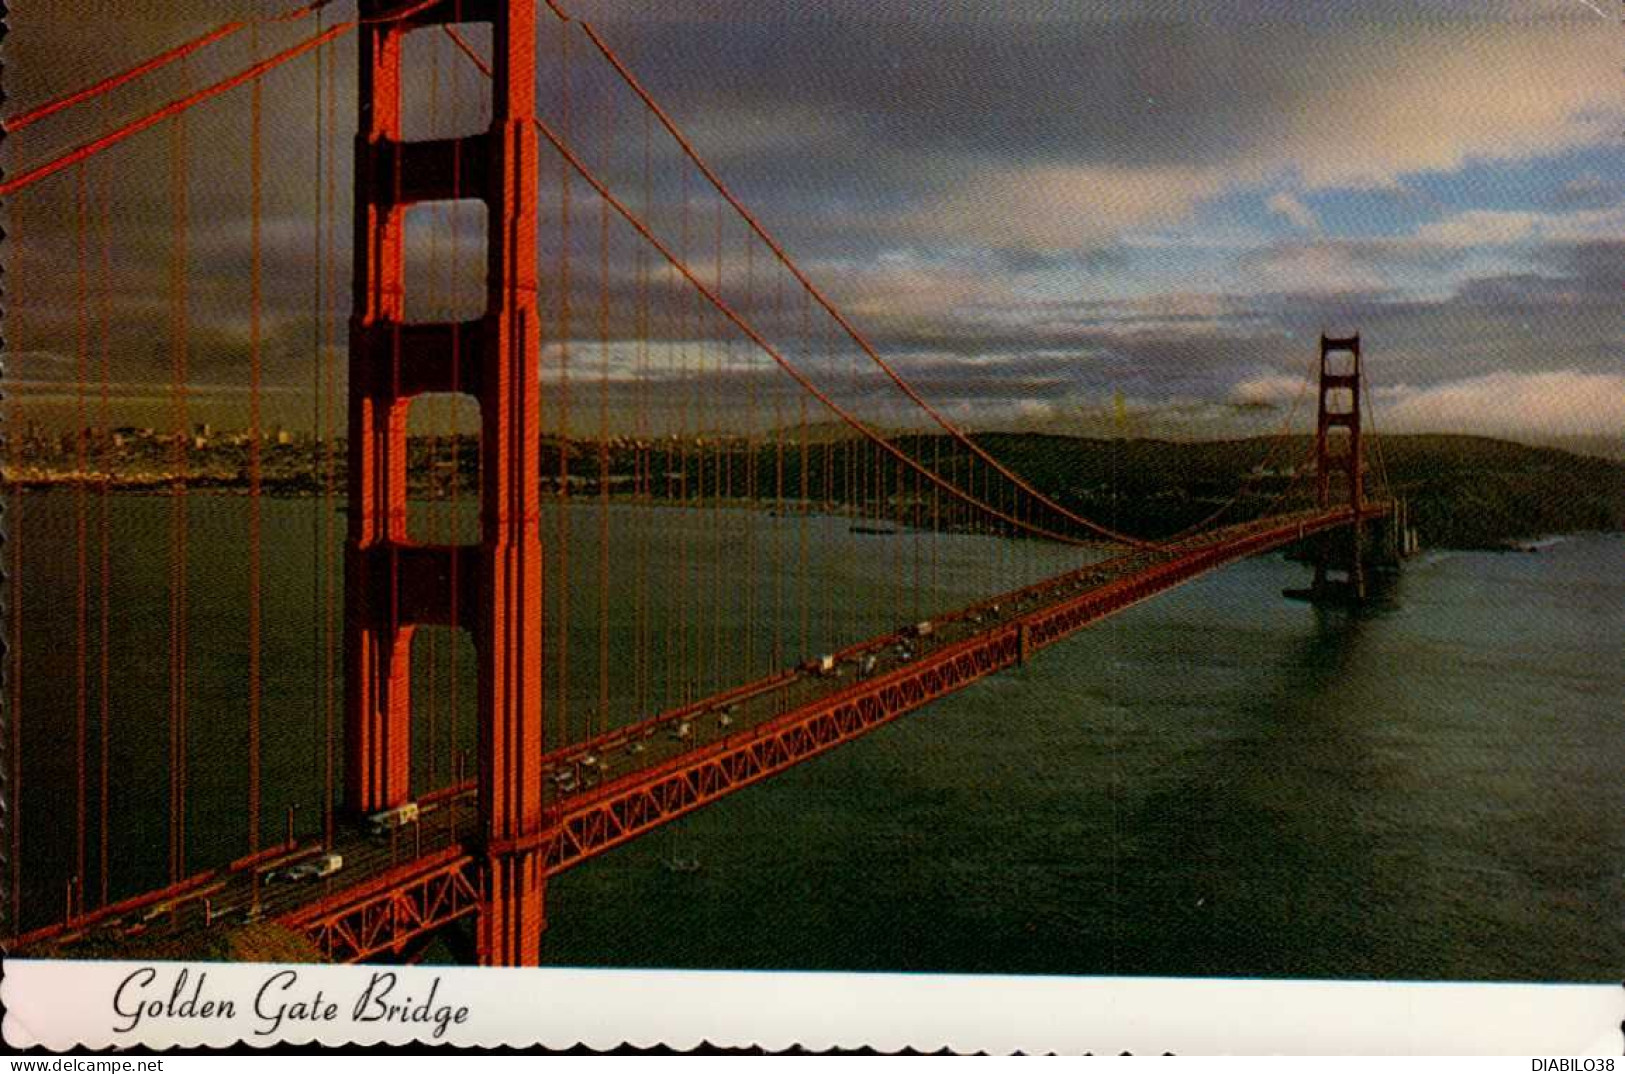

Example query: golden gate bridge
[3,0,1401,966]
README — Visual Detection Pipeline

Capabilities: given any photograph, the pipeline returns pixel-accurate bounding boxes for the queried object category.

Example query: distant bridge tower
[1308,332,1367,600]
[347,0,546,965]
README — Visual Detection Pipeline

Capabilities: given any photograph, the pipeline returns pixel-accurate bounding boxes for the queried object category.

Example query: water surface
[13,493,1622,980]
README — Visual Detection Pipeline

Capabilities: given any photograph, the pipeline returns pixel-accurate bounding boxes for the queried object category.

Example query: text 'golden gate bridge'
[2,0,1399,965]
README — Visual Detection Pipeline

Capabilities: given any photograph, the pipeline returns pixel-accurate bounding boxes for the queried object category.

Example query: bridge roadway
[17,505,1386,962]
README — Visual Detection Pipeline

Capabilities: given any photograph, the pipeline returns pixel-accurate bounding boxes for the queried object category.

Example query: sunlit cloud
[1378,371,1625,438]
[906,165,1222,254]
[5,2,1622,452]
[1229,373,1309,407]
[1266,191,1318,232]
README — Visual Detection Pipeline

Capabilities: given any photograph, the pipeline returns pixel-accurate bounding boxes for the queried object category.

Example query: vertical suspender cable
[848,330,861,634]
[386,5,406,826]
[772,269,784,667]
[692,180,705,695]
[931,434,940,608]
[572,13,1151,550]
[893,451,903,626]
[167,99,191,886]
[73,165,90,920]
[447,0,465,790]
[822,318,836,648]
[717,211,734,685]
[95,141,114,909]
[797,290,810,659]
[448,0,468,794]
[676,157,692,699]
[874,427,885,625]
[911,436,921,621]
[178,116,191,889]
[596,68,613,736]
[635,99,652,720]
[662,177,676,709]
[8,229,23,929]
[322,26,340,848]
[555,23,574,745]
[310,6,326,845]
[247,15,264,857]
[422,37,443,791]
[715,193,728,695]
[743,238,758,679]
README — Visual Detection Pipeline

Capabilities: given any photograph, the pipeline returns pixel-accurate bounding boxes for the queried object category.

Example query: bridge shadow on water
[1104,592,1416,981]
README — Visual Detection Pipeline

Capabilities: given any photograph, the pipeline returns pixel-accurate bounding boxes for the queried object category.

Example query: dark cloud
[1536,240,1625,293]
[5,0,1618,443]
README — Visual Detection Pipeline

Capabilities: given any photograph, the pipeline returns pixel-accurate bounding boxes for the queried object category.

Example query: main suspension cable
[443,27,1106,551]
[555,7,1160,550]
[0,0,448,199]
[3,0,328,135]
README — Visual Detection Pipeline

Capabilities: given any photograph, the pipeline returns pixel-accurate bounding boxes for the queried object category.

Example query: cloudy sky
[6,0,1623,452]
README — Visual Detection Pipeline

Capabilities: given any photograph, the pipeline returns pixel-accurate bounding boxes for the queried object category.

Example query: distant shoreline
[7,431,1622,551]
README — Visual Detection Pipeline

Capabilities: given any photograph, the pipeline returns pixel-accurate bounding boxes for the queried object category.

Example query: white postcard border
[3,959,1621,1054]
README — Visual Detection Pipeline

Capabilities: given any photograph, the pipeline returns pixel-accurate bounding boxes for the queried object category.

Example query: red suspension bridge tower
[347,0,547,965]
[0,0,1419,971]
[1305,332,1368,601]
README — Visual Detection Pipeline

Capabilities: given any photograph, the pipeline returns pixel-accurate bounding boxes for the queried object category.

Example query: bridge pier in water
[347,0,550,966]
[1,1,1436,971]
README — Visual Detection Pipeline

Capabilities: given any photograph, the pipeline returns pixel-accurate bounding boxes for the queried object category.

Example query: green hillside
[14,428,1621,551]
[957,432,1625,549]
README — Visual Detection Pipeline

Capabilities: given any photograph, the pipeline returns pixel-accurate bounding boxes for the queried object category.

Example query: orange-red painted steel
[473,0,548,967]
[346,2,414,815]
[0,2,457,198]
[528,110,1102,551]
[282,848,480,964]
[539,508,1383,872]
[569,12,1157,549]
[288,508,1386,964]
[0,23,351,199]
[1312,334,1367,596]
[6,22,248,135]
[8,9,1394,969]
[346,0,547,966]
[3,2,328,135]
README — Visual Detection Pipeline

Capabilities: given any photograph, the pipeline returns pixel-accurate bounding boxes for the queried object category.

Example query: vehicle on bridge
[267,854,345,884]
[367,803,420,838]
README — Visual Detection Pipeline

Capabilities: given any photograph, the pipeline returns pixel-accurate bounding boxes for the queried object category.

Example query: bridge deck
[15,505,1387,962]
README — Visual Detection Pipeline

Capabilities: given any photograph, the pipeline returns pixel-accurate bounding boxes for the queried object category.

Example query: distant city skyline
[6,1,1622,454]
